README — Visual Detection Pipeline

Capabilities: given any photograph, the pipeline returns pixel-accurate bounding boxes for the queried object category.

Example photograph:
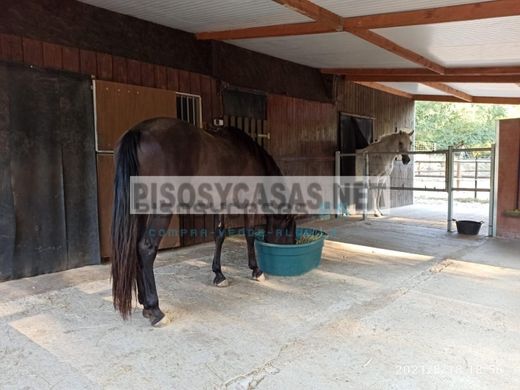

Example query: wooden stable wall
[0,33,223,128]
[337,81,415,139]
[338,81,416,207]
[267,95,337,175]
[0,1,417,257]
[1,0,332,103]
[496,118,520,239]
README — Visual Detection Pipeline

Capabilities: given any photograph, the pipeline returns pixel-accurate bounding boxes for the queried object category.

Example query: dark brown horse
[112,118,296,326]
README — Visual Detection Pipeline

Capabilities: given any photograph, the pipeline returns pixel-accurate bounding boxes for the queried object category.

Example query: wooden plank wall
[337,80,415,207]
[267,95,337,176]
[0,33,222,128]
[337,81,414,139]
[0,33,224,249]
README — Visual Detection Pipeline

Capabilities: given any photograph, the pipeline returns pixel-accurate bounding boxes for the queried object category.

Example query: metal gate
[334,145,496,236]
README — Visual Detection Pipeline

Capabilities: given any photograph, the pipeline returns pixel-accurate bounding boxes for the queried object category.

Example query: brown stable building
[1,0,519,280]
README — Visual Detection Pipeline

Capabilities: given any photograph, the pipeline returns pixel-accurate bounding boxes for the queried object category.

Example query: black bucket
[452,219,483,235]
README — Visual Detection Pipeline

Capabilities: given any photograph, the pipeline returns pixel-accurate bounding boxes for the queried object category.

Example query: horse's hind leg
[245,214,264,281]
[212,215,228,287]
[138,214,172,326]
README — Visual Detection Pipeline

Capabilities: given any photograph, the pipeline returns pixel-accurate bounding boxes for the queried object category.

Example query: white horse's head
[396,130,414,165]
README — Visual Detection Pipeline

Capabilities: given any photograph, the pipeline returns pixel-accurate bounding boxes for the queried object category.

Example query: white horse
[356,130,414,217]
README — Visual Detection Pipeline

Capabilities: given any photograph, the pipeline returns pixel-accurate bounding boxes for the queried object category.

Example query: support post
[334,150,341,217]
[488,143,496,237]
[474,159,479,199]
[363,153,369,221]
[447,146,454,232]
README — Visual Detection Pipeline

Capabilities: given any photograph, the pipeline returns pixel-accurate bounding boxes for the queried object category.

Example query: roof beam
[414,95,520,105]
[355,82,413,99]
[345,0,520,30]
[272,0,343,31]
[197,1,520,40]
[422,82,472,102]
[341,75,520,83]
[196,21,332,40]
[322,66,520,76]
[345,28,445,74]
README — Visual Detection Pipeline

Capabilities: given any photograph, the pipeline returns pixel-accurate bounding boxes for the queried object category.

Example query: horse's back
[129,117,276,176]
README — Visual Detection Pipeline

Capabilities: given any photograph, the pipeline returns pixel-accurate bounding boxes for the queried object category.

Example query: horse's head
[265,214,296,244]
[397,130,414,165]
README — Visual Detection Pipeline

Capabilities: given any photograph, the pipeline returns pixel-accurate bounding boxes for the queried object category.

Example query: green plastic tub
[254,228,327,276]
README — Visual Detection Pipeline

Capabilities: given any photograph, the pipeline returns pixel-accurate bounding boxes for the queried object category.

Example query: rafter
[354,82,413,99]
[340,75,520,83]
[422,82,472,102]
[413,95,520,105]
[197,1,520,40]
[272,0,343,31]
[344,0,520,30]
[196,21,332,40]
[322,66,520,76]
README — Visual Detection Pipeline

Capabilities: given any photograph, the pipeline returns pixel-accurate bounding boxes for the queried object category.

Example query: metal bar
[452,147,492,153]
[335,150,341,218]
[474,159,479,199]
[337,185,447,192]
[488,143,496,237]
[338,148,491,158]
[339,150,447,157]
[363,153,369,221]
[447,146,454,232]
[388,187,447,192]
[452,188,490,192]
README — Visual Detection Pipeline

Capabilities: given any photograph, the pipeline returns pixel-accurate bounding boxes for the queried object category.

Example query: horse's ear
[409,130,414,137]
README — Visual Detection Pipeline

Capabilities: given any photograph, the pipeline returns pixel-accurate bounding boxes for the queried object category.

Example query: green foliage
[415,102,514,150]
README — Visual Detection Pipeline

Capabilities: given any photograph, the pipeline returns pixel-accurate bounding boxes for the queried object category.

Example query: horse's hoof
[213,273,229,287]
[152,314,170,328]
[150,310,170,327]
[142,308,152,319]
[253,270,266,282]
[216,278,229,287]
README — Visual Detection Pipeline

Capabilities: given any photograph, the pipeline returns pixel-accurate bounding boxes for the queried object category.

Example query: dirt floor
[1,217,519,389]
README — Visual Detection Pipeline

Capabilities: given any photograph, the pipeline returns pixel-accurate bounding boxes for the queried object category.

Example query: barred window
[176,93,202,128]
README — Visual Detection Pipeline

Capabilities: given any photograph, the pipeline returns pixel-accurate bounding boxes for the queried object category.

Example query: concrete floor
[385,199,490,234]
[1,217,519,389]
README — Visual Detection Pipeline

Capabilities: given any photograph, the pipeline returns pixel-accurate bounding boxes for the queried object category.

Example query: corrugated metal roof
[78,0,520,101]
[377,16,520,67]
[80,0,311,32]
[448,83,520,97]
[381,83,450,95]
[231,33,416,68]
[314,0,487,18]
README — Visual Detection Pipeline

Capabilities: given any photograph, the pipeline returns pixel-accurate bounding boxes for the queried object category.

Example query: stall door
[338,113,373,176]
[94,80,180,258]
[0,63,99,280]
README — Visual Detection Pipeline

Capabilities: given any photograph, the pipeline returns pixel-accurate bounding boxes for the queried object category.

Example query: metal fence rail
[334,145,496,236]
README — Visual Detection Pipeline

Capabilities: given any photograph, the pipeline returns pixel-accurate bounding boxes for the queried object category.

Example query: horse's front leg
[370,183,382,217]
[212,215,228,287]
[245,214,264,281]
[138,215,171,327]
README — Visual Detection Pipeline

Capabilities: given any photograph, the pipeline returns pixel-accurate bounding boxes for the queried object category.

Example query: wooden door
[94,80,180,258]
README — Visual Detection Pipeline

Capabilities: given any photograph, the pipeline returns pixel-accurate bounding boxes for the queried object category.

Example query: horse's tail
[111,128,141,319]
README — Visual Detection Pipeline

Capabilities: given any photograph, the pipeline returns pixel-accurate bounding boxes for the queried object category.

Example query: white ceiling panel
[230,33,416,68]
[79,0,311,32]
[447,83,520,98]
[314,0,487,18]
[381,83,450,95]
[376,16,520,67]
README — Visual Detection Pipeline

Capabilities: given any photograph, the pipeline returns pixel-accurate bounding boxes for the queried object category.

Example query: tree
[415,102,513,150]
